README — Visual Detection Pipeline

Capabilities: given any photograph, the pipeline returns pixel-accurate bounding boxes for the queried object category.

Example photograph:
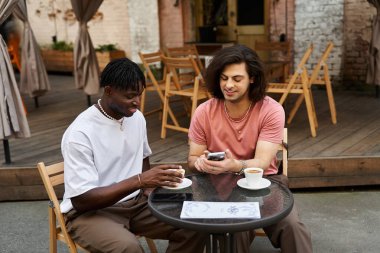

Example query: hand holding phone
[207,151,225,161]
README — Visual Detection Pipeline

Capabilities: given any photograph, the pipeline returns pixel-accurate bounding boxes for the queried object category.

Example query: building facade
[26,0,376,86]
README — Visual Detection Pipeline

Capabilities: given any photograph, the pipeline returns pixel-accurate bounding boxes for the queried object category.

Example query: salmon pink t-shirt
[188,96,285,175]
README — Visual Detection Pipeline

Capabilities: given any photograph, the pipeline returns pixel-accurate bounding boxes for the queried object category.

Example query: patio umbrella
[367,0,380,96]
[0,0,31,164]
[71,0,103,102]
[13,0,51,99]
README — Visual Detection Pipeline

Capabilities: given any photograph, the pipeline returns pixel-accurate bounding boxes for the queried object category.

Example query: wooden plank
[289,175,380,189]
[0,168,41,186]
[0,185,64,201]
[288,157,380,177]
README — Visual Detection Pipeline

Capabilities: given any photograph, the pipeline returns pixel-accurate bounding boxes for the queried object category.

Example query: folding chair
[255,127,288,237]
[138,50,178,124]
[267,45,318,137]
[37,162,158,253]
[287,42,336,125]
[165,44,204,71]
[161,56,210,138]
[255,40,291,81]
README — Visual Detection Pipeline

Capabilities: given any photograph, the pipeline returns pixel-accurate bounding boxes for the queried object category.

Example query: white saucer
[237,178,271,190]
[162,178,192,190]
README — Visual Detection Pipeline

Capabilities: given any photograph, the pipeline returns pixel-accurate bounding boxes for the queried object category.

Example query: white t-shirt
[60,106,152,213]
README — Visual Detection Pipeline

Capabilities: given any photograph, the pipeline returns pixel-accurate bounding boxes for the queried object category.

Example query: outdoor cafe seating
[37,161,158,253]
[266,44,318,137]
[160,56,210,139]
[286,42,336,125]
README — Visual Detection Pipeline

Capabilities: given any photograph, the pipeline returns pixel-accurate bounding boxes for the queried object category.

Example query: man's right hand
[140,165,184,188]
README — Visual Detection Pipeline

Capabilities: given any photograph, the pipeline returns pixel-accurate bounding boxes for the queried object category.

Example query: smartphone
[151,193,193,202]
[207,152,225,161]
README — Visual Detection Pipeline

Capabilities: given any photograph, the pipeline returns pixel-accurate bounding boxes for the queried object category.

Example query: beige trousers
[234,174,313,253]
[64,192,208,253]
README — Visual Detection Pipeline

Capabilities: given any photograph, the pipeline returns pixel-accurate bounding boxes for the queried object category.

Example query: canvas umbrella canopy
[13,0,51,98]
[0,0,31,164]
[367,0,380,96]
[71,0,103,102]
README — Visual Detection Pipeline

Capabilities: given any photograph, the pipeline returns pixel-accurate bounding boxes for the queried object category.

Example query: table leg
[207,233,236,253]
[224,233,235,253]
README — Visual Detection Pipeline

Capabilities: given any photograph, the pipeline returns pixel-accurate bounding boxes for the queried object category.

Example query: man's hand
[140,165,184,188]
[194,149,240,175]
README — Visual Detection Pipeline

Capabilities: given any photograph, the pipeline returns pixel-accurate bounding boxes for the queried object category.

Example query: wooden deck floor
[0,74,379,195]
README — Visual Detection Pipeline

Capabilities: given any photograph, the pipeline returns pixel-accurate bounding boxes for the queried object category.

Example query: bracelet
[137,174,142,187]
[235,160,247,175]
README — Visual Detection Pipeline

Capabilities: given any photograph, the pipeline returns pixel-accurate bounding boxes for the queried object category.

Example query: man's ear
[250,77,255,83]
[104,86,112,96]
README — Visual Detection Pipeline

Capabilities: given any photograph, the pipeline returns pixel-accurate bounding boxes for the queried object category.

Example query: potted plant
[41,42,126,72]
[95,44,126,71]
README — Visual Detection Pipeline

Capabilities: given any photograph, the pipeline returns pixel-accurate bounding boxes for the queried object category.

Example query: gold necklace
[223,101,253,123]
[97,99,124,130]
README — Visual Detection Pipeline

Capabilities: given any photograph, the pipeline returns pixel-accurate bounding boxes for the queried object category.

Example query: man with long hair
[188,45,312,253]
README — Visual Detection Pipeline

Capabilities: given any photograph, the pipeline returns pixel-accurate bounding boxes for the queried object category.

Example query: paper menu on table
[180,201,260,219]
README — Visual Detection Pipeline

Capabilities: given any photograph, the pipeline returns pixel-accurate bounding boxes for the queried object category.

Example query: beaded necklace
[97,99,124,130]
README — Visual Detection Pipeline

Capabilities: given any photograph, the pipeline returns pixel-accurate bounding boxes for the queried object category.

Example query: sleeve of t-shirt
[62,132,100,199]
[142,118,152,158]
[188,104,207,145]
[259,103,285,144]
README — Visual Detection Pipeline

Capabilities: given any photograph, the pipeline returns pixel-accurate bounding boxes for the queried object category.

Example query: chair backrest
[37,162,83,253]
[280,128,288,176]
[138,50,167,95]
[165,45,204,71]
[308,42,334,85]
[286,44,314,88]
[255,40,291,61]
[162,55,203,91]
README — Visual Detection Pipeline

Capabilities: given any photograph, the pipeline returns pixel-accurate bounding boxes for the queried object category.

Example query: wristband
[235,160,247,175]
[137,174,142,187]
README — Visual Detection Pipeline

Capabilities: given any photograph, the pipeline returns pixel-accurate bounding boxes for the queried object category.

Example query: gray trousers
[64,192,208,253]
[234,174,313,253]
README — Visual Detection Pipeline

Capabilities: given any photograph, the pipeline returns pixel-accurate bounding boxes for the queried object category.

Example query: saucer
[237,178,271,190]
[162,178,192,190]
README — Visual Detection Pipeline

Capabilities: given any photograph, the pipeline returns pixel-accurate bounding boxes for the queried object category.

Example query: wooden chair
[37,162,158,253]
[165,44,204,71]
[138,50,178,124]
[161,56,210,138]
[267,44,318,137]
[287,42,336,125]
[255,40,291,81]
[255,127,288,237]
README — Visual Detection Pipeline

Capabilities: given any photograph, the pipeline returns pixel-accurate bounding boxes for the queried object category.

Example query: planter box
[41,49,126,73]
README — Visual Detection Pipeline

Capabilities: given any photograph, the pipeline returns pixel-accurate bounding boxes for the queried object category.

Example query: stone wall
[294,0,345,84]
[158,0,185,48]
[27,0,160,62]
[343,0,375,86]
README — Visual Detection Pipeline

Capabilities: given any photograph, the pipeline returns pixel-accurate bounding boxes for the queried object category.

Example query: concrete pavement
[0,188,379,253]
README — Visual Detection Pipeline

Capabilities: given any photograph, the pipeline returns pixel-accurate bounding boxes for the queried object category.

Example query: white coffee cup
[244,167,263,187]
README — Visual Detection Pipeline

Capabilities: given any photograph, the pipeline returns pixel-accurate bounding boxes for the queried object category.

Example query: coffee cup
[244,167,263,187]
[168,167,185,177]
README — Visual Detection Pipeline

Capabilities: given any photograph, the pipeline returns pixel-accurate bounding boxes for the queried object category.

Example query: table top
[148,173,294,233]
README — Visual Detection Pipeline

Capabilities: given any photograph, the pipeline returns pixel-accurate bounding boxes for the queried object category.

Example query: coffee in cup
[244,167,263,187]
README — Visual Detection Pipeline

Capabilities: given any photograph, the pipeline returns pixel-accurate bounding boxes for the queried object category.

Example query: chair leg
[140,89,147,114]
[324,68,337,124]
[161,93,169,139]
[287,94,304,124]
[48,208,58,253]
[145,238,158,253]
[303,88,317,137]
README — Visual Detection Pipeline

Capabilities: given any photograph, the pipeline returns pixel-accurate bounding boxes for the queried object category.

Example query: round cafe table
[148,173,293,253]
